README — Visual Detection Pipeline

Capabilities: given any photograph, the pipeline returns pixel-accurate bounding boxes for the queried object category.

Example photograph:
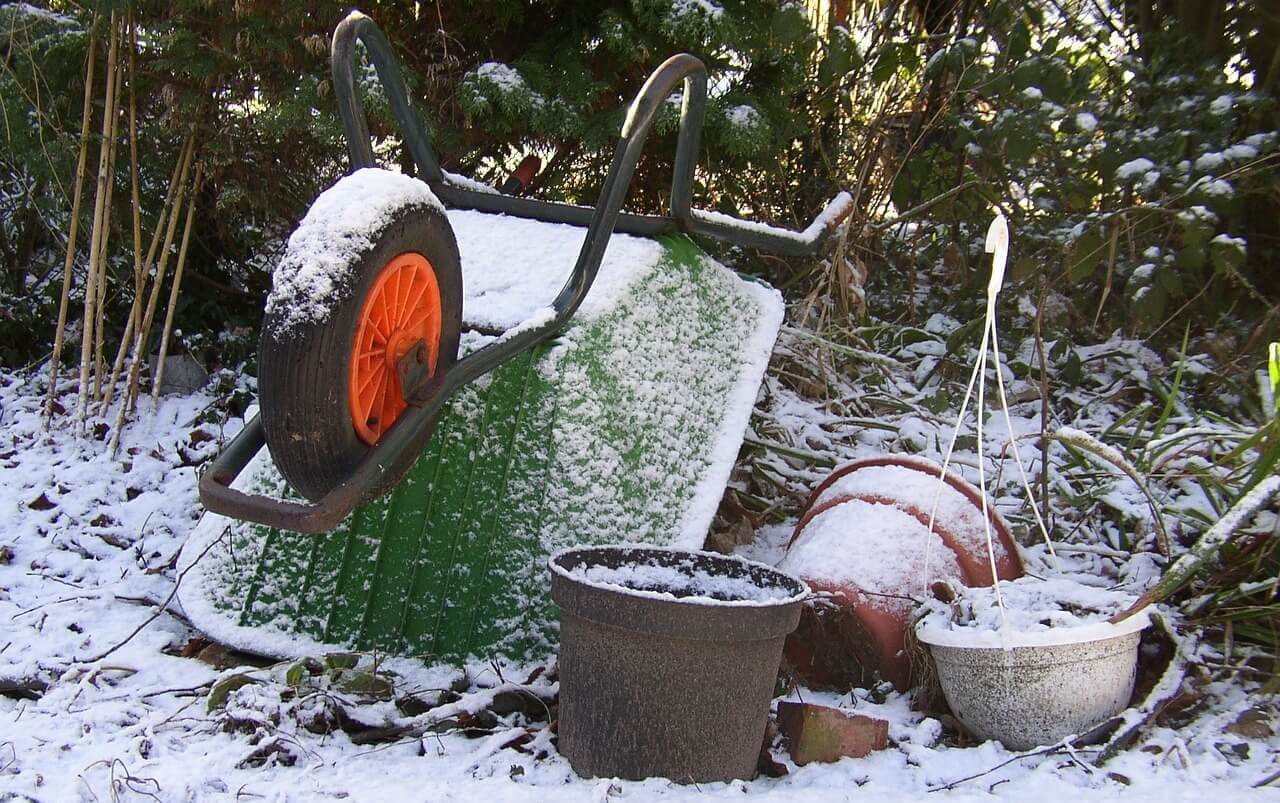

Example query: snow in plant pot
[914,576,1151,751]
[549,546,809,783]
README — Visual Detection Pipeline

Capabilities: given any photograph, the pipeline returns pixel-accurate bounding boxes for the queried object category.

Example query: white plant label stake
[922,213,1056,635]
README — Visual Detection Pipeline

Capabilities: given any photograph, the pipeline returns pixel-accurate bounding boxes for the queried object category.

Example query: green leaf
[286,662,306,688]
[1005,21,1031,62]
[208,674,256,712]
[871,44,899,84]
[1061,348,1084,385]
[336,669,394,700]
[1209,236,1246,274]
[1004,129,1037,164]
[324,652,360,670]
[1270,342,1280,405]
[1067,228,1104,282]
[1180,215,1215,249]
[946,317,985,356]
[771,5,810,46]
[1176,244,1207,272]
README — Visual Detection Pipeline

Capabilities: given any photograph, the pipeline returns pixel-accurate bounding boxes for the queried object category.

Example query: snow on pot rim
[916,608,1152,650]
[914,575,1153,649]
[549,544,809,608]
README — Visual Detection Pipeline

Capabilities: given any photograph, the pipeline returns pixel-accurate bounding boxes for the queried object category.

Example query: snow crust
[779,498,964,614]
[552,548,806,606]
[916,576,1150,648]
[448,208,665,331]
[690,191,853,246]
[1116,157,1156,180]
[811,459,1015,573]
[264,168,444,333]
[725,103,764,130]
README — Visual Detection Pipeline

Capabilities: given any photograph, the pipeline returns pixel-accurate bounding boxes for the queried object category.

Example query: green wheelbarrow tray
[181,218,784,663]
[181,10,850,664]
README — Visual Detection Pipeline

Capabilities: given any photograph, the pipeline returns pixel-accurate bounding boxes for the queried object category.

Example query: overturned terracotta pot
[780,456,1023,691]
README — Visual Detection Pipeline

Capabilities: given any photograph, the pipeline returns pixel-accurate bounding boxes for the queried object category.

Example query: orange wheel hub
[349,252,443,445]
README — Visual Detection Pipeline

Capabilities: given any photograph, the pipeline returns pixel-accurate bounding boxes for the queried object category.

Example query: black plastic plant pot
[549,545,809,783]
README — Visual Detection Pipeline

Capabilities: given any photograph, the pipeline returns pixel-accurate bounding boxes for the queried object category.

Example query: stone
[776,701,889,764]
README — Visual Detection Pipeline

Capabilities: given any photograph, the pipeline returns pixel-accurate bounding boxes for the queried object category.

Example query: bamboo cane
[92,36,124,404]
[101,132,189,412]
[43,29,97,428]
[108,137,196,455]
[100,12,147,414]
[75,13,120,433]
[151,165,203,402]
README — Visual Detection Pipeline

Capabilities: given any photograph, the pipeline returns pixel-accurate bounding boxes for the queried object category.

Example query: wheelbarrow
[183,10,850,663]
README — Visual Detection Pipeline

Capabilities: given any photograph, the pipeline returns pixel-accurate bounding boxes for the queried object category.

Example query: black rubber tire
[259,203,462,503]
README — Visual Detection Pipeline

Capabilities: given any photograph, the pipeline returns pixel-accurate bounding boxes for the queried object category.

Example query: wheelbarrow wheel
[259,203,462,503]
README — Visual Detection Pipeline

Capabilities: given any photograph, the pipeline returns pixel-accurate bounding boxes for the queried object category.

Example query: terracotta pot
[781,456,1024,691]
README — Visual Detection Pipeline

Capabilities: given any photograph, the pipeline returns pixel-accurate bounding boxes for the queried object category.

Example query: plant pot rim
[915,607,1152,650]
[549,544,810,609]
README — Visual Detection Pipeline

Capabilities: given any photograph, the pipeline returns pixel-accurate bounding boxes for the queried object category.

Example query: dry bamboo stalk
[75,13,120,432]
[101,133,189,412]
[99,12,146,414]
[109,137,196,453]
[151,165,203,402]
[43,30,97,428]
[92,37,125,404]
[128,137,196,396]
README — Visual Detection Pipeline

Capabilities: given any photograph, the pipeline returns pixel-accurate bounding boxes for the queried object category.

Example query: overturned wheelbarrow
[181,10,852,664]
[779,455,1024,690]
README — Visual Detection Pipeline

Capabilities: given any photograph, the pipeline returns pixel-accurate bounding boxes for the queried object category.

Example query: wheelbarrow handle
[201,16,852,533]
[200,370,456,533]
[331,9,850,256]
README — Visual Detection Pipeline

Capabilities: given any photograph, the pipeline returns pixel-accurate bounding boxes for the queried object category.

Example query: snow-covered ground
[1,349,1277,800]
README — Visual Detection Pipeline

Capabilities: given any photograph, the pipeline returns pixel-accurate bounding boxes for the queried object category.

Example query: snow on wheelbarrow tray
[179,208,784,666]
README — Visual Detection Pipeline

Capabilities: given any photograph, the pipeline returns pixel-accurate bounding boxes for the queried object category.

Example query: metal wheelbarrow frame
[199,9,852,533]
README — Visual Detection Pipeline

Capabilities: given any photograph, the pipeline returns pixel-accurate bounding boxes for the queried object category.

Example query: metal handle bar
[201,22,773,532]
[329,10,852,255]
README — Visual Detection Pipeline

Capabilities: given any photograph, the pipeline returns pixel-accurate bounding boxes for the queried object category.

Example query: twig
[928,742,1083,792]
[1113,475,1280,622]
[99,11,145,414]
[870,179,981,231]
[1254,766,1280,788]
[78,528,224,664]
[101,133,187,413]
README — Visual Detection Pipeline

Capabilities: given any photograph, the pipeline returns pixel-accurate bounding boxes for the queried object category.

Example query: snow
[669,0,724,20]
[447,208,666,331]
[1115,158,1155,181]
[443,169,499,195]
[5,195,1280,799]
[1195,143,1259,173]
[690,191,853,246]
[916,576,1151,649]
[1209,94,1235,114]
[472,62,527,95]
[810,459,1015,576]
[3,2,75,25]
[1198,178,1235,198]
[778,498,964,615]
[264,168,444,334]
[4,357,1279,799]
[551,547,806,606]
[1075,112,1098,132]
[725,103,763,130]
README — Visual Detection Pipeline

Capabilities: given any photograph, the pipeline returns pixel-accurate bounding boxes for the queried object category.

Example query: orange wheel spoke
[349,251,444,446]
